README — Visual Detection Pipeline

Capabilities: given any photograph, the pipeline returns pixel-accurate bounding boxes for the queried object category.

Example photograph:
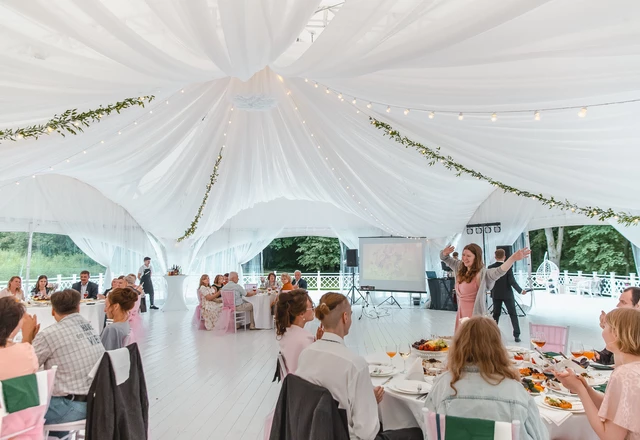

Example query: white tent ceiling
[1,0,640,272]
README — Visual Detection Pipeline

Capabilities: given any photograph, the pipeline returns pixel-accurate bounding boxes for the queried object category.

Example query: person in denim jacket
[425,317,549,440]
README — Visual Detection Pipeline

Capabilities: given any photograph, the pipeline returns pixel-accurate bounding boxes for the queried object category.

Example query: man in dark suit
[292,270,308,290]
[72,270,99,299]
[489,249,527,342]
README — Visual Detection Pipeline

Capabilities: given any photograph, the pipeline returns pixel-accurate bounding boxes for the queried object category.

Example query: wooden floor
[140,291,614,440]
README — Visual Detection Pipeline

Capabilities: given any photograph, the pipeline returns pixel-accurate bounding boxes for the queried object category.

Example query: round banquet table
[26,301,106,333]
[366,352,607,440]
[162,275,188,311]
[243,293,277,329]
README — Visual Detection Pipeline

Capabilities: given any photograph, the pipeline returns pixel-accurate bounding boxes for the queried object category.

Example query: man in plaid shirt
[22,288,105,431]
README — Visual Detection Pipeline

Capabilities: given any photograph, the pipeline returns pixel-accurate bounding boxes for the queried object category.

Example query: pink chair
[128,294,144,346]
[529,323,569,354]
[214,291,249,334]
[422,408,520,440]
[191,290,206,330]
[0,367,57,440]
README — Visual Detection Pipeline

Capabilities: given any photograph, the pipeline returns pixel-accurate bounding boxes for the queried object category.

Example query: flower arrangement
[167,265,182,276]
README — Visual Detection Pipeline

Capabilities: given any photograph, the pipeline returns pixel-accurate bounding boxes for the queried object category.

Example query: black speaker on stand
[346,249,366,308]
[346,249,358,267]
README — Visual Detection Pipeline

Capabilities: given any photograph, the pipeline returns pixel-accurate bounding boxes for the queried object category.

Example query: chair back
[192,304,206,330]
[529,323,569,354]
[222,291,236,310]
[0,367,57,440]
[422,408,519,440]
[277,353,288,380]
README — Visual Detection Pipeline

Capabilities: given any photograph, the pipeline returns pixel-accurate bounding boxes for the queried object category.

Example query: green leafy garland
[370,118,640,226]
[0,96,155,143]
[177,148,224,242]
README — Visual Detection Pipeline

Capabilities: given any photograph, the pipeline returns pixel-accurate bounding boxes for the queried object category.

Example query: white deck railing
[6,269,636,300]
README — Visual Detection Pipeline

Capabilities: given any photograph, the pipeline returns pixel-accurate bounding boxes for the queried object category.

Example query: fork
[415,393,429,400]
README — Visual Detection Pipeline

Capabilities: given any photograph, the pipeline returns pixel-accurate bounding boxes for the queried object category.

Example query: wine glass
[531,332,546,349]
[398,343,411,373]
[570,341,584,358]
[385,344,397,366]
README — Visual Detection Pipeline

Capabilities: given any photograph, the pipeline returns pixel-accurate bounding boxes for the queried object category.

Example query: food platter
[412,339,449,359]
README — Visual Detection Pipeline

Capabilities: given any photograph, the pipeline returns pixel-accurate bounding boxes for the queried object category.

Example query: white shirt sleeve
[348,364,380,440]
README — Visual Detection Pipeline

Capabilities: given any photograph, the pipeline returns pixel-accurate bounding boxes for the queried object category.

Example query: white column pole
[24,225,34,292]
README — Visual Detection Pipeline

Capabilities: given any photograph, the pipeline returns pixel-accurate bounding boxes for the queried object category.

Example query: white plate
[369,366,398,377]
[506,346,529,353]
[391,380,432,394]
[546,382,578,397]
[412,348,448,359]
[539,397,584,413]
[524,375,545,383]
[583,374,608,386]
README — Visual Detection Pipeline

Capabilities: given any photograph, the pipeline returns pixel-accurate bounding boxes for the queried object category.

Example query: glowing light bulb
[534,110,540,121]
[325,88,330,94]
[181,89,184,93]
[314,83,318,88]
[386,106,391,113]
[491,112,497,122]
[578,107,587,118]
[352,98,356,104]
[404,109,410,116]
[429,112,435,119]
[367,102,372,109]
[47,126,53,132]
[458,113,464,121]
[304,78,308,82]
[338,93,342,99]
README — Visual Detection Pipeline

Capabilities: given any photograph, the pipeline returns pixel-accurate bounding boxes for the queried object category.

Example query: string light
[326,88,330,94]
[367,103,372,109]
[579,107,588,118]
[352,98,357,104]
[458,113,464,121]
[304,78,308,82]
[338,93,343,99]
[47,126,53,133]
[491,113,497,122]
[404,109,410,116]
[534,111,541,121]
[429,112,435,119]
[386,106,391,113]
[314,83,319,88]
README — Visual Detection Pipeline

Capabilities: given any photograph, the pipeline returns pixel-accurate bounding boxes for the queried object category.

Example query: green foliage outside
[529,226,634,275]
[0,232,104,281]
[263,236,340,273]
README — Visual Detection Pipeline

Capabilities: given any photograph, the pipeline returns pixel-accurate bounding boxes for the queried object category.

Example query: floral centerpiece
[167,265,182,276]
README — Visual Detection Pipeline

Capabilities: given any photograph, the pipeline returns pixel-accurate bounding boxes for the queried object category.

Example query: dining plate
[538,397,584,413]
[369,365,397,377]
[590,362,615,371]
[391,380,432,394]
[524,375,545,383]
[546,382,578,397]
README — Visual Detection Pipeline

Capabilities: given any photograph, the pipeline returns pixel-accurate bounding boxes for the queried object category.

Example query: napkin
[404,358,425,382]
[593,383,607,393]
[538,407,572,426]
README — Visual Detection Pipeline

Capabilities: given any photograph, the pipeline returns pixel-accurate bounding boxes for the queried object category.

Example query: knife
[381,376,393,386]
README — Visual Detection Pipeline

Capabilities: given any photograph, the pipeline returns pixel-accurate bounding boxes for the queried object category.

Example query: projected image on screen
[359,238,427,292]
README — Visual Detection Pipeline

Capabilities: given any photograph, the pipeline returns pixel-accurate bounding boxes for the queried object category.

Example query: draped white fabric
[1,0,639,268]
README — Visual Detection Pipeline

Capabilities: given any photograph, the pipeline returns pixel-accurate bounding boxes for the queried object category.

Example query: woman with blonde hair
[198,274,223,330]
[0,276,25,301]
[425,317,548,440]
[440,244,530,330]
[280,273,294,292]
[556,308,640,439]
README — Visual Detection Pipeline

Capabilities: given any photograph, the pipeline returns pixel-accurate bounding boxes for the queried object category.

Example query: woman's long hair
[31,275,48,293]
[199,274,210,288]
[447,316,519,395]
[275,289,311,337]
[7,276,22,292]
[267,272,277,285]
[212,274,223,286]
[457,243,484,283]
[605,308,640,356]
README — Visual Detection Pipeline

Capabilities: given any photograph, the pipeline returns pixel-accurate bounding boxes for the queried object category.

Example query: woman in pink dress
[440,243,530,331]
[556,308,640,439]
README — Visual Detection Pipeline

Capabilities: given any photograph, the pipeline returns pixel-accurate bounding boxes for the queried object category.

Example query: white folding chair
[43,420,86,439]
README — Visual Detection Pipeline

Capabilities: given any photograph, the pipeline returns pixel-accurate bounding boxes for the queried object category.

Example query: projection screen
[358,237,427,292]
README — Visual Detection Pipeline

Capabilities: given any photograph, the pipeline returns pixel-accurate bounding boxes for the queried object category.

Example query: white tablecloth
[243,294,276,329]
[366,353,605,440]
[26,302,106,333]
[163,275,188,311]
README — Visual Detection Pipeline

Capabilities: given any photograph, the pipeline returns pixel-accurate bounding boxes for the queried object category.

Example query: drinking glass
[531,332,546,349]
[398,343,411,372]
[583,348,596,360]
[386,344,397,366]
[570,341,584,358]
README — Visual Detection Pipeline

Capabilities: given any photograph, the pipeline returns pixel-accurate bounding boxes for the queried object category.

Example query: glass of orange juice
[386,344,397,366]
[583,349,596,360]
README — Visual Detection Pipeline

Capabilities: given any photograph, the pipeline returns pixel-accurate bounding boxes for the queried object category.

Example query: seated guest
[425,316,548,440]
[21,289,105,428]
[280,273,294,292]
[595,286,640,365]
[124,274,144,338]
[199,274,223,330]
[221,271,256,329]
[31,274,55,300]
[101,287,138,350]
[275,289,322,373]
[0,297,38,380]
[212,274,224,292]
[98,278,118,299]
[296,293,422,440]
[71,270,99,299]
[556,308,640,439]
[0,276,25,301]
[223,273,229,285]
[292,270,308,290]
[266,272,281,290]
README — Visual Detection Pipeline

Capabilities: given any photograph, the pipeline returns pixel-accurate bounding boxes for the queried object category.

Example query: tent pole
[25,224,34,293]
